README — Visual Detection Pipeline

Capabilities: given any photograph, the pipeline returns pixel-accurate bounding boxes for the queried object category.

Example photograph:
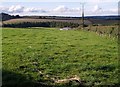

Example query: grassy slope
[2,28,118,86]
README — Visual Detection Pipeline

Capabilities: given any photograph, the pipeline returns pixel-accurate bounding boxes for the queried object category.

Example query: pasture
[2,28,118,87]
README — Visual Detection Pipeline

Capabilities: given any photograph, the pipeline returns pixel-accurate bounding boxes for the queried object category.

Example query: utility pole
[80,3,85,29]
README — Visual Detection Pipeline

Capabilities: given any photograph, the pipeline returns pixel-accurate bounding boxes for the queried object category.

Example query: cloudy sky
[0,0,119,17]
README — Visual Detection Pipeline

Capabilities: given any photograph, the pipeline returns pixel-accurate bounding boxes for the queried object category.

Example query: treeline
[3,21,79,28]
[1,13,21,21]
[23,16,79,20]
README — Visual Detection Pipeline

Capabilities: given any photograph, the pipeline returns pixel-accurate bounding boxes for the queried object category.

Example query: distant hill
[85,16,120,20]
[1,13,119,21]
[1,13,119,26]
[22,15,120,20]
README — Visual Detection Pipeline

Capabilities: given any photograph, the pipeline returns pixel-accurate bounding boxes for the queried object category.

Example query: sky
[0,0,119,17]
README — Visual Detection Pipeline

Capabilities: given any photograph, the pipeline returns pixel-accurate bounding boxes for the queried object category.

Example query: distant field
[3,18,118,26]
[3,18,83,24]
[2,28,118,87]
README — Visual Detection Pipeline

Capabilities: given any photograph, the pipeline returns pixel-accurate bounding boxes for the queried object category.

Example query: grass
[2,27,119,87]
[84,25,118,37]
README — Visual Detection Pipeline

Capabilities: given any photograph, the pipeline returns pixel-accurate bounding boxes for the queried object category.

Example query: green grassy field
[2,28,118,87]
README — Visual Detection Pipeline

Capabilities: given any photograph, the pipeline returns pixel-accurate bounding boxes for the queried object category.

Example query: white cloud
[2,0,119,3]
[70,8,81,12]
[0,5,48,14]
[102,8,118,15]
[23,7,48,13]
[8,5,24,13]
[24,7,39,12]
[92,5,102,12]
[53,5,69,12]
[0,4,118,16]
[84,0,119,3]
[53,5,81,13]
[87,6,118,16]
[108,9,118,13]
[0,6,9,13]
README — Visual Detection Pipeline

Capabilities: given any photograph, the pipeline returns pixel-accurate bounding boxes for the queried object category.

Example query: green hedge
[3,21,79,28]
